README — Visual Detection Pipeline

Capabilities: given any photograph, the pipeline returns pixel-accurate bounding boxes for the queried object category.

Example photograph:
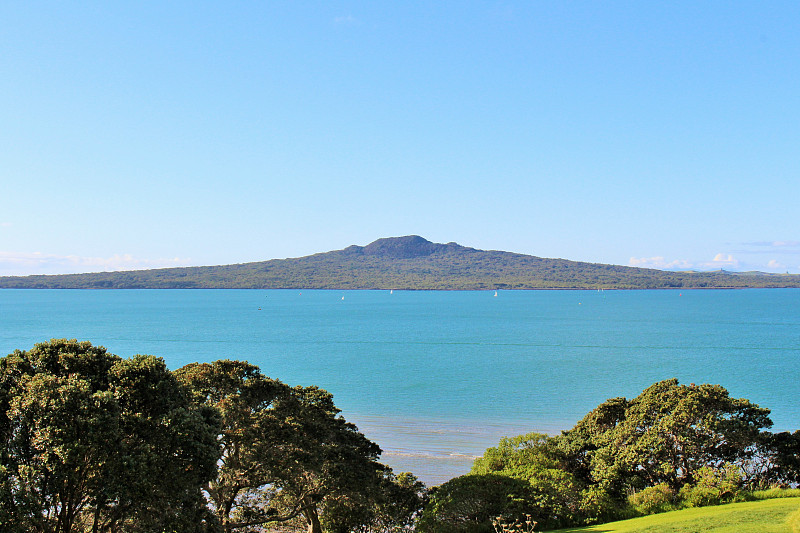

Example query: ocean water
[1,288,798,484]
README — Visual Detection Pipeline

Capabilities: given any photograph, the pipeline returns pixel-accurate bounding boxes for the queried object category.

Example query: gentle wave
[345,413,566,483]
[382,450,481,460]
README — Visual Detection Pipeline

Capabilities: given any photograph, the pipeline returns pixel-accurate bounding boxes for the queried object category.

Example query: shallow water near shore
[1,288,798,484]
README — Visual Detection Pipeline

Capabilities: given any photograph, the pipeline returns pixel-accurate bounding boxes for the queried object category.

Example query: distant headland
[2,236,799,290]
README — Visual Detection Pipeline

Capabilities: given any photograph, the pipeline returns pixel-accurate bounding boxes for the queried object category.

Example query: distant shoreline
[1,286,796,291]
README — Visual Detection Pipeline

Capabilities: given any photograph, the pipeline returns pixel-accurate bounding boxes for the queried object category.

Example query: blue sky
[2,2,799,275]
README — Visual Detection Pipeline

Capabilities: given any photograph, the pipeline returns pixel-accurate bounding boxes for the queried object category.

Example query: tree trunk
[92,503,101,533]
[303,497,323,533]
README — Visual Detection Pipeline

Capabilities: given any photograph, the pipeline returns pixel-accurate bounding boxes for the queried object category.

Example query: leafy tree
[374,471,428,532]
[556,396,629,485]
[766,430,800,484]
[175,360,389,533]
[582,379,772,494]
[320,470,427,533]
[744,430,800,487]
[0,339,221,533]
[416,474,535,533]
[470,433,585,529]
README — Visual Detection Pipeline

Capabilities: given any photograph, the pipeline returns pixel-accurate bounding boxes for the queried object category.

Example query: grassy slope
[549,497,800,533]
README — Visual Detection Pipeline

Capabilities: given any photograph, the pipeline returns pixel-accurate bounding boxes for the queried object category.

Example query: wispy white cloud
[0,252,192,276]
[633,247,800,273]
[630,253,744,271]
[628,256,693,270]
[741,240,800,248]
[698,253,740,270]
[735,241,800,255]
[0,222,12,228]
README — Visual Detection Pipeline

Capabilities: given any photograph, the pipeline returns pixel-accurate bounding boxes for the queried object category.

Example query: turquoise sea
[1,289,798,484]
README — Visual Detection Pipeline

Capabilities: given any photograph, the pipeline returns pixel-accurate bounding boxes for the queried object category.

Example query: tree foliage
[417,474,535,533]
[570,379,772,494]
[175,360,413,533]
[744,430,800,487]
[320,470,427,533]
[0,339,221,533]
[470,433,586,529]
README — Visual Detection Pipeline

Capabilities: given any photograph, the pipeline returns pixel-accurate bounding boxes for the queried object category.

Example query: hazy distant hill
[2,236,800,290]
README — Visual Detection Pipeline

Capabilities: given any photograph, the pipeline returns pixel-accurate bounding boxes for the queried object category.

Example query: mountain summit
[345,236,473,259]
[362,235,440,258]
[1,237,799,290]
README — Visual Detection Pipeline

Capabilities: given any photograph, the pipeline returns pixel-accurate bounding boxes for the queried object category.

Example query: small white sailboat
[494,290,498,297]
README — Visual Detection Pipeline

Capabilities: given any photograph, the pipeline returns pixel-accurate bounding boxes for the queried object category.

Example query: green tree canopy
[572,379,773,494]
[416,474,536,533]
[470,433,587,529]
[0,339,221,533]
[175,360,397,533]
[746,430,800,487]
[319,470,427,533]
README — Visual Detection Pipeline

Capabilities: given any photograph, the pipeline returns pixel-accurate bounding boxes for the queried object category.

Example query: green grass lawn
[549,497,800,533]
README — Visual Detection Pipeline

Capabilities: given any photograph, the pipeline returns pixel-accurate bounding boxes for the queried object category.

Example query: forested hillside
[2,236,799,289]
